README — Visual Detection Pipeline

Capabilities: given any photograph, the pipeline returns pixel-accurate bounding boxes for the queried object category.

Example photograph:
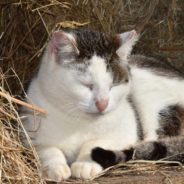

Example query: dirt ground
[73,171,184,184]
[46,163,184,184]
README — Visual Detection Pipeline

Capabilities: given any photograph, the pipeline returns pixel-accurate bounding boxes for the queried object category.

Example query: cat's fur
[92,55,184,168]
[21,29,140,181]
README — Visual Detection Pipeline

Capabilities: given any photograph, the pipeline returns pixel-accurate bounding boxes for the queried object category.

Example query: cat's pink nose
[96,99,109,112]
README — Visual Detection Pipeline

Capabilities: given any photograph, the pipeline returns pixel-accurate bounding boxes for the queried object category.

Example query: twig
[90,0,107,32]
[0,91,47,115]
[128,159,183,167]
[0,107,17,120]
[159,171,173,184]
[37,9,50,36]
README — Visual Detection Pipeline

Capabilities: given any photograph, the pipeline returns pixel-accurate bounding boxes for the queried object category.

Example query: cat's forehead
[72,29,120,58]
[86,55,112,86]
[75,55,129,85]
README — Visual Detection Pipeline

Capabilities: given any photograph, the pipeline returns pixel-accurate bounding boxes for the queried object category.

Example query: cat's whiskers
[65,105,79,117]
[78,103,91,112]
[65,103,91,121]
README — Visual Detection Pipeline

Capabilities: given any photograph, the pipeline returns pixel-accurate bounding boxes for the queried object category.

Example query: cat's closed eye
[81,82,93,90]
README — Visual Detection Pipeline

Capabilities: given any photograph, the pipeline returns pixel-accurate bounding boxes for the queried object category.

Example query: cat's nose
[96,99,109,112]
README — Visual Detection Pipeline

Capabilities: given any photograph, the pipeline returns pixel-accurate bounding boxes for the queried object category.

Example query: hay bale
[1,0,184,94]
[0,0,184,183]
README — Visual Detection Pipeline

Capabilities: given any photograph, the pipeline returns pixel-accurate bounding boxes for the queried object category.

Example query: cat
[21,29,140,182]
[91,54,184,169]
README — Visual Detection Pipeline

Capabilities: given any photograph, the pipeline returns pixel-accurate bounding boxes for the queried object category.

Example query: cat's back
[129,55,184,79]
[129,55,184,110]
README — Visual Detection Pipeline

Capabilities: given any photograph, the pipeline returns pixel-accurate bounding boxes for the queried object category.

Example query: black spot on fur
[158,105,182,137]
[91,147,134,168]
[91,147,117,169]
[123,148,134,161]
[109,58,129,84]
[72,29,120,59]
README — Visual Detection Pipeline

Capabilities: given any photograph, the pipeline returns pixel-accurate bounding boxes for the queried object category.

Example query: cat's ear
[116,30,139,61]
[48,31,79,63]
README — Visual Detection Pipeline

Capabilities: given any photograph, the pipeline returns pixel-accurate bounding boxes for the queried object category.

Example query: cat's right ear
[48,31,79,64]
[116,30,139,61]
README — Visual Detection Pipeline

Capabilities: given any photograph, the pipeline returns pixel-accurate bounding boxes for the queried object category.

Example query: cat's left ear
[116,30,139,61]
[48,31,79,64]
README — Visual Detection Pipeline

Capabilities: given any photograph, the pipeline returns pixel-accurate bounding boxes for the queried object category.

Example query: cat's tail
[91,136,184,168]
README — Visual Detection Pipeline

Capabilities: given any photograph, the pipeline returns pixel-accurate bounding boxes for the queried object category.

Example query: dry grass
[0,72,45,183]
[0,0,184,183]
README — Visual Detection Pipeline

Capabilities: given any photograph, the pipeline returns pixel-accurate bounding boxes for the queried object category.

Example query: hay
[0,72,45,183]
[0,0,184,183]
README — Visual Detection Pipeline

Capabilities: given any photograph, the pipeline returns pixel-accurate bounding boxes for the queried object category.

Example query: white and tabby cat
[22,29,140,181]
[92,50,184,168]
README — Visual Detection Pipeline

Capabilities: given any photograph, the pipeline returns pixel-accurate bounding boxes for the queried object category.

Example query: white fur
[23,48,138,181]
[130,67,184,141]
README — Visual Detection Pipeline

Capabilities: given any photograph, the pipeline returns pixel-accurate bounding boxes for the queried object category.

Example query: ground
[47,162,184,184]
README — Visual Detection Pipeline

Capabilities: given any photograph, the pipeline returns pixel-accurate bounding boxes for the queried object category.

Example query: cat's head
[43,29,138,114]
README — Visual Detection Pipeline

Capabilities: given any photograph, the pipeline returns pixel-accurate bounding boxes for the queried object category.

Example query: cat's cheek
[103,98,118,113]
[113,85,129,100]
[107,90,122,110]
[72,87,91,101]
[104,86,128,113]
[104,102,114,113]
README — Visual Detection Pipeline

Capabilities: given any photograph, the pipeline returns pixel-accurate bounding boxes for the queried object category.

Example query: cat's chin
[83,111,107,116]
[81,108,113,116]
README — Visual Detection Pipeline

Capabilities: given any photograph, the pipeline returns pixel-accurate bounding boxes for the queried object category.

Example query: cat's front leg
[38,147,71,182]
[71,140,110,179]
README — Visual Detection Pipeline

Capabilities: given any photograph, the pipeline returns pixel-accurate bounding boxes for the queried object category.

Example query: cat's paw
[133,141,167,160]
[71,161,103,179]
[43,162,71,182]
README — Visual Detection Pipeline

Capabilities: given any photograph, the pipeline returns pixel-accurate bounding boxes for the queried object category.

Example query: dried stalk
[0,92,47,115]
